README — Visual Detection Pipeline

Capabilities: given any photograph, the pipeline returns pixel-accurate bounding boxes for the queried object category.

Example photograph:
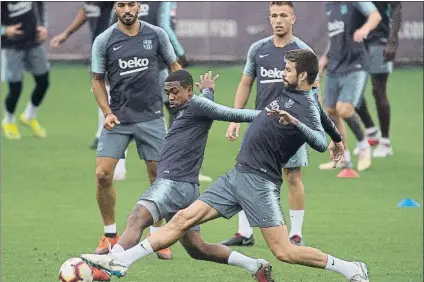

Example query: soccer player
[1,1,50,139]
[224,1,317,247]
[82,49,370,282]
[355,2,402,158]
[84,69,275,281]
[318,2,382,174]
[90,0,180,265]
[49,2,129,181]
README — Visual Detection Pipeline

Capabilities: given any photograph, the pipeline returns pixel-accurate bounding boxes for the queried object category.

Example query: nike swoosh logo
[113,45,123,51]
[259,54,269,58]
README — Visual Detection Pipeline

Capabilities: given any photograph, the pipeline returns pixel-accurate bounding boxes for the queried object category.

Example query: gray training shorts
[324,70,368,109]
[1,45,50,82]
[199,167,286,228]
[138,178,200,231]
[368,44,393,74]
[96,117,166,161]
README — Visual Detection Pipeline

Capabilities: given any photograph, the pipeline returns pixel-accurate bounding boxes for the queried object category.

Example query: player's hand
[328,141,344,167]
[383,41,397,62]
[50,32,68,48]
[353,27,369,42]
[319,55,328,75]
[5,23,23,38]
[36,26,48,42]
[226,122,241,141]
[266,109,298,125]
[104,113,120,130]
[195,71,220,91]
[178,55,188,68]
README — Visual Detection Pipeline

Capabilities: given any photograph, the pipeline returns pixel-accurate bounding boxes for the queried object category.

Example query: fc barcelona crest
[143,40,152,50]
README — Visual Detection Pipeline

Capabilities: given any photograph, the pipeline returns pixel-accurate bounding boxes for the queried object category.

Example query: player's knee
[336,103,354,118]
[284,168,303,187]
[172,209,194,231]
[95,167,113,187]
[325,107,337,116]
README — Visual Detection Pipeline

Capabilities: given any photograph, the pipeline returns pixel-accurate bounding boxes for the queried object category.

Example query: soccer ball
[59,258,93,282]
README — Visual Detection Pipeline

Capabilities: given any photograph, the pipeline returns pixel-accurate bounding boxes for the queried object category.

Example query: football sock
[325,255,360,279]
[113,238,154,265]
[289,210,304,238]
[237,211,253,238]
[228,251,262,274]
[23,102,39,120]
[104,224,117,237]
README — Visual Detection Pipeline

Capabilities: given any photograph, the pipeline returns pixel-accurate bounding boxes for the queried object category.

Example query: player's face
[283,60,299,89]
[165,82,193,109]
[269,4,296,37]
[115,1,139,26]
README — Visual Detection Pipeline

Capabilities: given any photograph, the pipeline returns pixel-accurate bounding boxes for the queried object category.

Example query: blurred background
[1,2,423,282]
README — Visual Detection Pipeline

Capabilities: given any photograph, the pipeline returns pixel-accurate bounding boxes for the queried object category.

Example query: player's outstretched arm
[193,93,260,123]
[266,108,327,153]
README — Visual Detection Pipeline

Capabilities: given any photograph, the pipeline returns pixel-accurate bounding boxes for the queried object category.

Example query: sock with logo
[325,255,360,279]
[112,238,154,266]
[237,211,253,238]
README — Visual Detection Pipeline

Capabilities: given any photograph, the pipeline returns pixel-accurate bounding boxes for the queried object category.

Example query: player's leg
[236,171,369,281]
[180,231,273,281]
[94,124,132,254]
[319,74,352,169]
[2,48,25,140]
[367,43,393,157]
[81,169,244,277]
[133,117,173,259]
[260,225,369,281]
[81,199,223,277]
[337,71,372,171]
[19,45,50,138]
[283,146,307,245]
[371,73,392,157]
[355,97,380,145]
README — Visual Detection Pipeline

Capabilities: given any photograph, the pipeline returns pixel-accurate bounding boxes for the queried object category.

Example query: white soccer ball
[59,258,93,282]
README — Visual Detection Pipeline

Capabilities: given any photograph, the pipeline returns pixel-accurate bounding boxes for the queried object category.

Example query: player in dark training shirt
[90,0,181,273]
[223,1,318,248]
[1,1,50,140]
[81,70,277,281]
[82,49,370,282]
[354,2,402,158]
[49,2,130,182]
[318,2,381,176]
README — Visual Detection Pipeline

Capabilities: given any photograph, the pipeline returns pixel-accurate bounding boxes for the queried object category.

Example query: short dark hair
[270,1,294,8]
[284,49,318,85]
[165,70,193,88]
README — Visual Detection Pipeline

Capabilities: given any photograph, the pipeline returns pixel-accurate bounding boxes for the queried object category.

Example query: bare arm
[92,74,111,116]
[353,2,382,42]
[62,8,87,38]
[234,75,255,109]
[384,2,402,61]
[169,61,182,73]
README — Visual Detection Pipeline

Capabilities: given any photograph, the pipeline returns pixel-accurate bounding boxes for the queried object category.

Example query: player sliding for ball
[82,50,369,282]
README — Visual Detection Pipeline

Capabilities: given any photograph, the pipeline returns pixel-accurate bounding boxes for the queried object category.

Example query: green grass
[2,64,423,282]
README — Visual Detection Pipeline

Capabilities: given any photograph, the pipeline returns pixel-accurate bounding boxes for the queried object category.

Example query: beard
[118,12,138,26]
[283,79,297,91]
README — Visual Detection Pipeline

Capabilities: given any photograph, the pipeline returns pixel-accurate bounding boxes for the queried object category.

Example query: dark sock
[31,72,50,106]
[344,113,365,142]
[105,233,117,238]
[5,81,23,114]
[356,98,375,129]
